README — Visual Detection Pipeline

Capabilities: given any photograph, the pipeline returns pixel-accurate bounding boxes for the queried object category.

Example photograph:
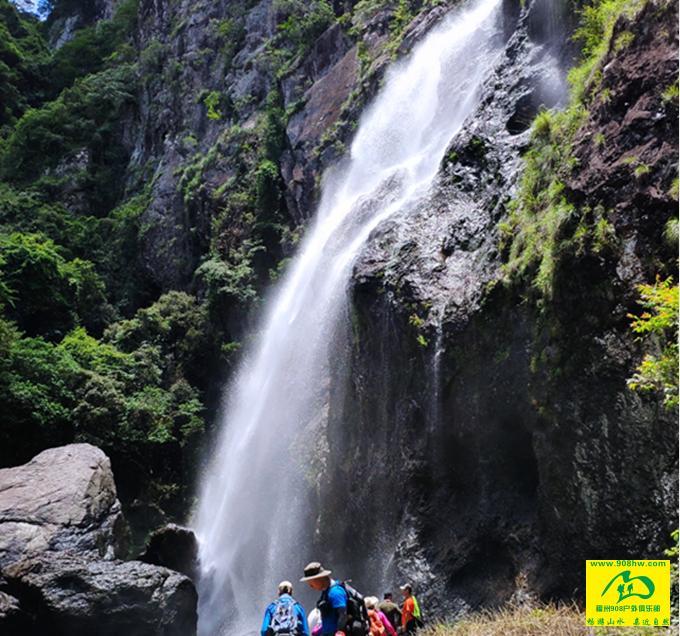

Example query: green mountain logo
[601,570,656,603]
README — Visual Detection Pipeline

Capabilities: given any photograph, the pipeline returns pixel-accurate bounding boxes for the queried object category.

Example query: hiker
[399,584,423,633]
[377,592,401,631]
[365,596,397,636]
[301,561,369,635]
[261,580,310,636]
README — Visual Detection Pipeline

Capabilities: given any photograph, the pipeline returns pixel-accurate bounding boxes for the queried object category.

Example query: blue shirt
[261,594,310,636]
[318,580,348,634]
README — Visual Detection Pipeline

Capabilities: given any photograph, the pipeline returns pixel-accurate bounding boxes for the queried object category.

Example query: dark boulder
[139,524,199,582]
[0,589,29,633]
[2,554,197,636]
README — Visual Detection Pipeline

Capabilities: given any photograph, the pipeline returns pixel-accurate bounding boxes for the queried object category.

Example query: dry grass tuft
[420,603,675,636]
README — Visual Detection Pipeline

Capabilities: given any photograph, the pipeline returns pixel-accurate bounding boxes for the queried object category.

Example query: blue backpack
[269,596,300,635]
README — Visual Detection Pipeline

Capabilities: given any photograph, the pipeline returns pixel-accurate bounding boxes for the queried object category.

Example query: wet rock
[282,42,360,222]
[139,145,200,290]
[139,524,199,582]
[397,5,449,55]
[281,23,354,107]
[353,9,567,328]
[3,553,197,636]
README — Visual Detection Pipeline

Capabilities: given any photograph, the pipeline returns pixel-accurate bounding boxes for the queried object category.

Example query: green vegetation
[0,0,220,523]
[203,89,223,120]
[567,0,645,102]
[1,63,136,210]
[211,16,245,70]
[268,0,335,74]
[180,88,290,335]
[613,29,634,50]
[386,0,415,54]
[0,231,109,339]
[661,80,679,103]
[47,0,138,94]
[0,0,50,129]
[408,312,429,347]
[627,277,679,409]
[499,105,585,298]
[500,0,655,300]
[196,243,261,311]
[0,301,210,511]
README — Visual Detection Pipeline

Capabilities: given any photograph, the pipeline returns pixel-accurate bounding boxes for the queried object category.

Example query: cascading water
[194,0,505,632]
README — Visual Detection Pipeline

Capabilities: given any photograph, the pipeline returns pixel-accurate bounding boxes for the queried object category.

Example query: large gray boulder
[0,444,127,569]
[0,444,197,635]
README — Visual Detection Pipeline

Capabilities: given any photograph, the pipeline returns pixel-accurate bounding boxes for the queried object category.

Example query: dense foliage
[0,0,445,530]
[0,0,49,129]
[0,0,217,525]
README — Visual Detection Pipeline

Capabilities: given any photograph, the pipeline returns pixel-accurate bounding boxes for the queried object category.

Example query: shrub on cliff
[273,0,335,62]
[47,0,139,95]
[627,277,679,409]
[104,291,219,389]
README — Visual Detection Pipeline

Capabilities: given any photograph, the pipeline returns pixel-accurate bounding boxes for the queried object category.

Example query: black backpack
[341,581,370,636]
[318,581,369,636]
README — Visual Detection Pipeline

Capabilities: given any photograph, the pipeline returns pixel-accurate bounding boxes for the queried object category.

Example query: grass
[500,0,651,300]
[421,603,675,635]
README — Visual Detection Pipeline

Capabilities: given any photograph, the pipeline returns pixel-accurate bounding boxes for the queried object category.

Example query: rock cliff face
[317,0,678,616]
[0,444,197,635]
[43,0,470,293]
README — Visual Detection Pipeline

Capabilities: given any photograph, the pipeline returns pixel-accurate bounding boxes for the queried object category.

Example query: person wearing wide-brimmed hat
[300,562,348,635]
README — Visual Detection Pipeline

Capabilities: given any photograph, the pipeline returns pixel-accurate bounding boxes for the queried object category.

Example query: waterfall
[193,0,505,632]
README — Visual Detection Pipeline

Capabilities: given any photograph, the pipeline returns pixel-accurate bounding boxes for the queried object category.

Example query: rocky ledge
[0,444,197,635]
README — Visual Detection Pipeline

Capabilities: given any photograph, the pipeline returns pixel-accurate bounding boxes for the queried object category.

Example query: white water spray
[194,0,504,632]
